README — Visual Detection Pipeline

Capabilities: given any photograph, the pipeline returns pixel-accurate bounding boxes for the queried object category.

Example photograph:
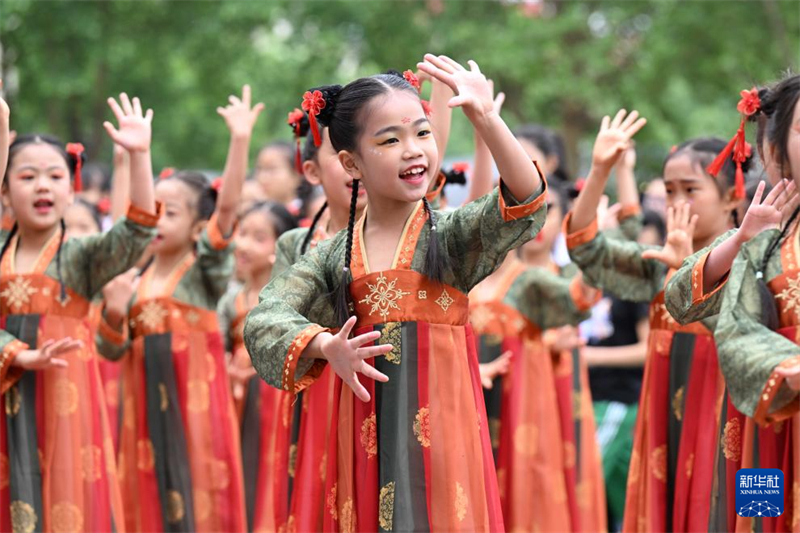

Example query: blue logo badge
[736,468,783,518]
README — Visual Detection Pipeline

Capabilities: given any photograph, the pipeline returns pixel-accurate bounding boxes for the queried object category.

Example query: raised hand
[775,363,800,391]
[416,54,494,123]
[13,338,82,370]
[217,84,265,139]
[318,316,392,402]
[0,79,9,135]
[479,350,512,389]
[102,268,139,319]
[592,110,647,173]
[739,180,798,242]
[548,325,587,354]
[489,79,505,116]
[642,201,697,269]
[615,145,637,173]
[103,93,153,153]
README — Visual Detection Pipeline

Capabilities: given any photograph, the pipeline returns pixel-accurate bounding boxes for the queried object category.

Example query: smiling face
[234,209,278,279]
[152,179,204,256]
[303,128,367,215]
[3,143,74,233]
[338,90,438,205]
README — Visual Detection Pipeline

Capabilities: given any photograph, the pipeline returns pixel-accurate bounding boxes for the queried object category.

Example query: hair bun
[309,84,343,126]
[287,109,310,139]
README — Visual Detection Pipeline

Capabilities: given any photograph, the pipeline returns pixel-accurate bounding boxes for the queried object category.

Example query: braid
[757,204,800,330]
[0,223,18,266]
[422,197,451,284]
[301,202,329,255]
[333,180,360,326]
[56,219,67,303]
[732,208,740,229]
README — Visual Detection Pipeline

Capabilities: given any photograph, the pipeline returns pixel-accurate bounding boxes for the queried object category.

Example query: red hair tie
[301,91,326,147]
[452,162,470,174]
[707,87,761,199]
[65,143,85,192]
[287,108,305,174]
[421,99,433,117]
[403,70,421,92]
[211,177,223,192]
[159,167,176,180]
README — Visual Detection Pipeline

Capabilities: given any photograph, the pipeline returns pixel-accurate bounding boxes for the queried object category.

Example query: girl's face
[303,128,367,215]
[663,154,739,244]
[234,210,278,278]
[3,143,74,233]
[340,90,438,205]
[153,179,204,255]
[518,138,559,176]
[64,203,101,240]
[239,179,268,216]
[521,188,563,256]
[771,96,800,187]
[255,147,299,205]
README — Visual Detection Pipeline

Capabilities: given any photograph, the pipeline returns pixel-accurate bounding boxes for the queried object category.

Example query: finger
[348,329,381,349]
[680,201,691,228]
[229,95,241,107]
[356,344,393,359]
[107,97,125,122]
[242,84,251,107]
[600,115,610,131]
[46,338,74,353]
[348,375,371,402]
[131,276,141,294]
[252,103,266,118]
[48,358,69,368]
[145,109,154,122]
[39,339,54,352]
[771,180,791,209]
[641,249,668,264]
[52,340,83,356]
[216,106,227,117]
[359,363,389,383]
[104,124,121,144]
[447,95,469,109]
[666,205,675,231]
[775,365,800,376]
[467,59,481,74]
[494,92,505,110]
[120,93,134,116]
[620,110,640,130]
[610,109,627,129]
[417,62,457,91]
[422,54,456,74]
[751,180,768,206]
[687,214,699,237]
[624,118,648,139]
[339,316,357,339]
[438,55,466,71]
[482,377,493,390]
[132,97,143,117]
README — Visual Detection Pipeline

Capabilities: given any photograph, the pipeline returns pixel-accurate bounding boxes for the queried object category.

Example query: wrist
[104,306,126,329]
[230,131,252,142]
[306,332,333,361]
[470,109,500,134]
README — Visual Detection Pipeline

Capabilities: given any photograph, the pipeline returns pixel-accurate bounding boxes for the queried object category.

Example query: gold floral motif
[81,445,102,482]
[166,491,185,524]
[340,498,356,533]
[413,407,431,448]
[379,481,395,531]
[435,289,455,313]
[563,441,576,469]
[104,380,119,408]
[489,418,501,450]
[496,468,506,499]
[117,452,126,481]
[103,438,116,478]
[159,383,168,412]
[1,277,38,310]
[187,380,210,412]
[685,453,695,479]
[513,423,538,457]
[194,489,212,522]
[672,386,685,421]
[327,484,338,521]
[210,458,232,490]
[186,310,201,325]
[51,502,83,533]
[319,452,327,482]
[137,439,155,471]
[358,273,411,320]
[791,481,799,528]
[137,301,169,331]
[382,323,402,365]
[651,445,667,481]
[54,379,78,416]
[775,277,800,321]
[206,353,217,382]
[627,450,640,487]
[10,500,36,533]
[454,482,468,522]
[573,391,583,419]
[0,454,8,489]
[721,418,742,462]
[360,414,378,458]
[124,397,135,429]
[576,480,589,509]
[288,444,298,478]
[6,385,20,416]
[418,290,427,300]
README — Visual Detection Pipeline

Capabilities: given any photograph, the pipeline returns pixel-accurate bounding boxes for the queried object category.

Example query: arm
[96,269,138,361]
[0,80,9,188]
[582,318,648,367]
[428,77,454,173]
[466,82,505,203]
[109,144,130,223]
[514,269,599,330]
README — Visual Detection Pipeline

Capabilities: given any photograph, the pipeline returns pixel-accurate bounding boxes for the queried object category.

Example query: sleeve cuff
[754,356,800,426]
[617,204,641,222]
[425,172,447,203]
[563,211,599,250]
[99,309,128,347]
[691,250,730,306]
[0,339,28,393]
[125,202,161,228]
[569,277,602,312]
[281,325,330,393]
[497,161,548,222]
[206,212,235,251]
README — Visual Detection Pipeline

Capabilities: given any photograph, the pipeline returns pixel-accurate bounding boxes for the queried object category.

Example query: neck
[328,204,351,235]
[152,245,193,277]
[16,222,61,254]
[522,245,552,268]
[364,195,418,234]
[247,265,273,293]
[693,221,735,253]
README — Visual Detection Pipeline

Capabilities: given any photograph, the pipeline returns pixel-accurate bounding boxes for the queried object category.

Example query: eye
[379,138,399,146]
[18,173,34,181]
[417,129,432,137]
[50,173,65,180]
[686,187,698,194]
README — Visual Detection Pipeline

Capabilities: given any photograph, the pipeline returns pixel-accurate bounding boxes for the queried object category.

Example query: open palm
[104,93,153,153]
[740,180,798,242]
[642,201,697,269]
[417,54,493,122]
[592,110,647,172]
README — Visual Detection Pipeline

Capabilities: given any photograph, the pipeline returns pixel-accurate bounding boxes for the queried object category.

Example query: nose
[403,138,425,160]
[34,173,51,192]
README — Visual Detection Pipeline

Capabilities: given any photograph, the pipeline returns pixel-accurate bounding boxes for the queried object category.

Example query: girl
[0,91,158,533]
[64,198,103,240]
[254,141,303,214]
[565,109,758,532]
[97,86,262,532]
[245,55,546,532]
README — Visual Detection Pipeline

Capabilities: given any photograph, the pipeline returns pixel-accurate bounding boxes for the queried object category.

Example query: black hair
[442,166,468,187]
[71,198,103,233]
[664,137,754,201]
[301,202,328,255]
[258,141,296,173]
[547,178,571,218]
[513,124,571,182]
[239,200,298,240]
[641,208,667,244]
[310,72,450,325]
[163,171,218,221]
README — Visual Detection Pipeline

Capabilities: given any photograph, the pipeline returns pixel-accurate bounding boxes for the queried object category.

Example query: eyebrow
[373,117,429,137]
[15,165,66,172]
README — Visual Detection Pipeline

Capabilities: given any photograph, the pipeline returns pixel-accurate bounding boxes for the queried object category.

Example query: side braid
[421,197,451,284]
[0,223,18,266]
[56,219,67,303]
[301,202,329,255]
[333,180,360,326]
[757,204,800,330]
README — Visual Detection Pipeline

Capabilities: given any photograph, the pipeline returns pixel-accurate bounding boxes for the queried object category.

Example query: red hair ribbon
[287,108,305,174]
[421,99,433,117]
[96,197,111,215]
[159,167,176,180]
[707,87,761,199]
[301,91,326,147]
[211,177,223,192]
[403,70,421,92]
[65,143,84,192]
[452,162,470,174]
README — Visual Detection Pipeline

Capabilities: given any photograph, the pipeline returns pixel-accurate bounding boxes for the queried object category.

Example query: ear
[1,187,10,210]
[338,150,363,181]
[302,159,322,187]
[545,154,560,175]
[191,219,207,243]
[722,186,741,213]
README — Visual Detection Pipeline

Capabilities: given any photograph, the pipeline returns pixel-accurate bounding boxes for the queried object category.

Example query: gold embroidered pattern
[418,290,427,300]
[685,452,695,478]
[651,445,667,481]
[340,498,356,533]
[469,305,493,333]
[379,482,395,531]
[360,414,378,458]
[672,386,685,421]
[721,418,742,462]
[137,301,169,331]
[435,289,455,313]
[11,500,37,533]
[359,274,411,320]
[627,450,640,487]
[104,380,119,408]
[382,323,402,365]
[576,480,589,509]
[563,441,576,469]
[327,484,338,521]
[137,439,155,471]
[54,380,78,416]
[0,454,8,489]
[187,380,210,412]
[489,418,501,450]
[496,468,506,499]
[51,502,82,533]
[573,391,583,419]
[81,445,102,482]
[193,489,211,522]
[210,458,231,490]
[776,277,800,321]
[513,424,538,457]
[455,482,468,522]
[6,385,21,416]
[159,383,168,412]
[166,491,185,524]
[288,444,298,478]
[1,277,38,310]
[413,407,431,448]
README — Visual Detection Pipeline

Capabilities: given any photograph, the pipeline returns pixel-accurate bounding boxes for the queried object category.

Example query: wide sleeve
[196,212,235,304]
[664,229,738,325]
[564,211,666,303]
[244,237,339,393]
[63,203,159,299]
[95,307,130,361]
[271,228,305,280]
[440,168,548,293]
[217,288,237,353]
[511,268,598,330]
[714,237,800,425]
[603,205,643,242]
[0,330,28,393]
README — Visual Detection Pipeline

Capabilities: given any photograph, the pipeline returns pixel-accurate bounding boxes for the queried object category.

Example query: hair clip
[211,177,223,192]
[302,91,326,147]
[287,108,306,173]
[159,167,176,180]
[65,143,85,192]
[403,70,421,92]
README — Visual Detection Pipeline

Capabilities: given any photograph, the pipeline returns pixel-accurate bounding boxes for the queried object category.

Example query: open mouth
[33,199,54,213]
[399,165,427,184]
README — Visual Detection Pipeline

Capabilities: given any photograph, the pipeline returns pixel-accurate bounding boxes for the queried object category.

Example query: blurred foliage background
[1,0,798,187]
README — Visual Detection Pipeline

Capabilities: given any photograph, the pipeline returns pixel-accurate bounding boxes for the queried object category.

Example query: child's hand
[102,268,139,319]
[489,80,505,116]
[642,201,697,269]
[13,338,81,370]
[318,316,392,402]
[0,80,9,133]
[417,55,494,123]
[592,110,647,173]
[548,325,586,354]
[479,350,511,389]
[217,84,265,139]
[227,348,257,400]
[739,180,798,243]
[615,145,637,173]
[103,93,154,153]
[775,363,800,391]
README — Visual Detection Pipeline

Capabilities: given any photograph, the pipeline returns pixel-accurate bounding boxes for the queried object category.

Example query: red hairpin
[211,177,223,192]
[452,162,470,174]
[707,87,761,199]
[421,99,433,117]
[65,143,84,192]
[97,197,111,215]
[287,108,305,174]
[403,70,421,92]
[301,91,326,147]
